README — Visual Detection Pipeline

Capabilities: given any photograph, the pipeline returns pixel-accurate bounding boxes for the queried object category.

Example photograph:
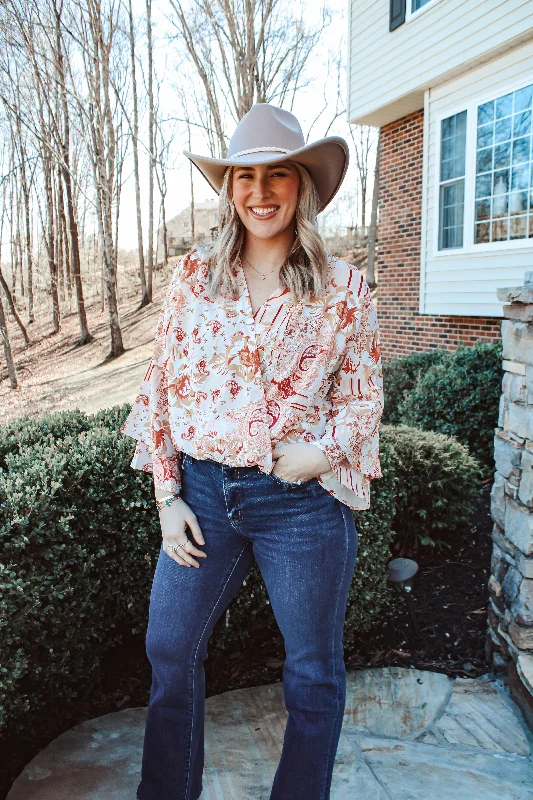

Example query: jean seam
[182,541,251,800]
[320,501,349,800]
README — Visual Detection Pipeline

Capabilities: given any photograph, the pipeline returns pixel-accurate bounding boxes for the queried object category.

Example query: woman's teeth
[250,207,277,216]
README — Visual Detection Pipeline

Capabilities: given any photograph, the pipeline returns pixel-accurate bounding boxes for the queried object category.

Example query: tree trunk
[0,191,29,347]
[15,112,35,324]
[188,121,195,243]
[45,155,60,332]
[146,0,154,300]
[366,131,381,290]
[128,0,148,306]
[0,292,17,389]
[54,0,91,344]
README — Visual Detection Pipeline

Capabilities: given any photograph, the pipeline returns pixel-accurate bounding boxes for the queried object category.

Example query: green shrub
[0,418,161,732]
[382,349,450,426]
[0,404,132,470]
[0,406,481,739]
[381,424,482,552]
[396,340,502,477]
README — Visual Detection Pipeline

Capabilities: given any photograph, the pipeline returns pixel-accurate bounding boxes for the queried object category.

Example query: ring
[171,541,188,553]
[296,479,303,484]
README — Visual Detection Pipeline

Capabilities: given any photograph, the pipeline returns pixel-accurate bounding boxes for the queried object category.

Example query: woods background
[0,0,377,391]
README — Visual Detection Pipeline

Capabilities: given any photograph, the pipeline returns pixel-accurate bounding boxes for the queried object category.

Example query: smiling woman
[120,102,383,800]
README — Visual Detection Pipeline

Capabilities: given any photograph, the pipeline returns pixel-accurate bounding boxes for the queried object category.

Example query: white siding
[349,0,533,126]
[421,40,533,317]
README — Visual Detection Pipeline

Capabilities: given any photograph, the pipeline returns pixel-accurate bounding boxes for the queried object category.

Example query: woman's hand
[156,490,206,568]
[271,442,333,482]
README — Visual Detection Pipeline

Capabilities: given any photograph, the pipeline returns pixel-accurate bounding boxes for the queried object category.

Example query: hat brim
[183,137,349,214]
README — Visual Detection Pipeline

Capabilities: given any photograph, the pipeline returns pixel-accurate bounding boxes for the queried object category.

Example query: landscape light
[386,558,420,638]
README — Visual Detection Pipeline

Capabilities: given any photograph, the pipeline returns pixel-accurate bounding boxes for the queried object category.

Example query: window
[474,82,533,244]
[438,111,467,250]
[412,0,432,10]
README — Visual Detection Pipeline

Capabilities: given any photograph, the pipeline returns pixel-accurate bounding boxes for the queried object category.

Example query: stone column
[489,272,533,729]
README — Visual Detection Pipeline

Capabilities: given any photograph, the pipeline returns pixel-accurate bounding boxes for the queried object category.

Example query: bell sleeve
[120,264,182,494]
[310,279,384,480]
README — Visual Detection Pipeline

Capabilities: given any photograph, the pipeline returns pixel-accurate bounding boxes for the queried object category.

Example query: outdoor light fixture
[387,558,420,638]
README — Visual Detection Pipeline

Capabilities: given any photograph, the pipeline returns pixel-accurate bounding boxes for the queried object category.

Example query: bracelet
[155,493,181,511]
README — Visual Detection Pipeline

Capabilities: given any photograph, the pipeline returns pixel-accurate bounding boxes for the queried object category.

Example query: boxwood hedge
[0,406,480,738]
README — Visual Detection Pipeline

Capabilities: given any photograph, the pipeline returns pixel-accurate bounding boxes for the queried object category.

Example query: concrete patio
[7,666,533,800]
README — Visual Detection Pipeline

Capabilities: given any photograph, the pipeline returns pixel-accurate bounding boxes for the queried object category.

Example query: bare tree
[349,125,376,231]
[72,0,125,357]
[125,0,148,306]
[366,130,380,289]
[168,0,330,154]
[0,174,29,345]
[145,0,155,299]
[154,96,178,267]
[1,0,92,343]
[51,0,92,343]
[0,179,19,387]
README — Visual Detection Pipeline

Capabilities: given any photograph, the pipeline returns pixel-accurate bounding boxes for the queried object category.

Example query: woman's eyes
[238,171,288,179]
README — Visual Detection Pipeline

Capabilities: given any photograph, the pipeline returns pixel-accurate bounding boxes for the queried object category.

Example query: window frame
[437,110,467,251]
[406,0,440,22]
[432,72,533,259]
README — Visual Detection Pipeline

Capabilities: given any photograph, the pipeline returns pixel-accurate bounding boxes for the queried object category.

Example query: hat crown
[227,103,305,158]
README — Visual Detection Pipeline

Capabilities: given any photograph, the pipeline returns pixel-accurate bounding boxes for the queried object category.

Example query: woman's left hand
[271,442,332,482]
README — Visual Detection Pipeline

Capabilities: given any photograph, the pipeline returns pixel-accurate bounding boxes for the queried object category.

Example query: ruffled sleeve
[120,261,183,493]
[310,278,384,480]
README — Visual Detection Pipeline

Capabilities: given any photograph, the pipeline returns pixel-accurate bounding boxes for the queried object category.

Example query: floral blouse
[120,246,384,512]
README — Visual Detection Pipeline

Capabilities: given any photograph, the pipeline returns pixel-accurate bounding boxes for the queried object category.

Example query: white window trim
[432,72,533,260]
[406,0,442,23]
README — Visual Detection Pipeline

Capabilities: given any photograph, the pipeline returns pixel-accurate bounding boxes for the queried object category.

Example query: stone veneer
[488,271,533,729]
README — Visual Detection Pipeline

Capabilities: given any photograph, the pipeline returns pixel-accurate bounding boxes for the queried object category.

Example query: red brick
[377,110,501,362]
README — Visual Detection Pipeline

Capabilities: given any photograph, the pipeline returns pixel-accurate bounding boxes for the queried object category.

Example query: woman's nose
[251,176,271,199]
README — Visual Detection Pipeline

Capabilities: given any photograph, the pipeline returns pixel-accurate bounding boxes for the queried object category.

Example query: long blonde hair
[204,161,329,303]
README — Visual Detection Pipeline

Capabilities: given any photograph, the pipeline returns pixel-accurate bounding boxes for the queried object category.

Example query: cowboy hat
[183,103,349,213]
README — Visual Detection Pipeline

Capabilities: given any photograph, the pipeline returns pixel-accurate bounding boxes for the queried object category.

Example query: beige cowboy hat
[183,103,349,213]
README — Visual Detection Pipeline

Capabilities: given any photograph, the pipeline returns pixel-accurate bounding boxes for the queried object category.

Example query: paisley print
[120,245,384,511]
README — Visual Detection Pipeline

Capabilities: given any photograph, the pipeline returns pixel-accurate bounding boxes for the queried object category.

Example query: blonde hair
[203,161,329,304]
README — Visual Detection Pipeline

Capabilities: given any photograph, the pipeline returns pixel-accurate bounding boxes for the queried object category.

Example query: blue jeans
[137,452,359,800]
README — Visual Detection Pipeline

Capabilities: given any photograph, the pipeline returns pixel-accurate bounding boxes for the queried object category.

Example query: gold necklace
[242,252,282,281]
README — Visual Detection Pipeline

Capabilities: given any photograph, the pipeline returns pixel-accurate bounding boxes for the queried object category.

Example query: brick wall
[377,109,502,363]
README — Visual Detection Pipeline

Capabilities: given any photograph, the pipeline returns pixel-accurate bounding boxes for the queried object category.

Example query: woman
[121,102,384,800]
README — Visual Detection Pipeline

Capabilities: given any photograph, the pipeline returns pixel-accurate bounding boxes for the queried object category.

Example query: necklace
[242,252,283,281]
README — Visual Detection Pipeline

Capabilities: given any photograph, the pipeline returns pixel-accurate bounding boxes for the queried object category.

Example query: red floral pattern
[120,246,384,511]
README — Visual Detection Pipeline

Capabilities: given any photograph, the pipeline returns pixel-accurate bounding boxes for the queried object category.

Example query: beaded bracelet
[155,493,181,512]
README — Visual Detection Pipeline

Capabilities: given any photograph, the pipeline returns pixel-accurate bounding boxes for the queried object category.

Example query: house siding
[377,109,501,362]
[349,0,533,126]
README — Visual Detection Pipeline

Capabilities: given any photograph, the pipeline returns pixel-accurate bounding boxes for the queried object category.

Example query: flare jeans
[136,452,359,800]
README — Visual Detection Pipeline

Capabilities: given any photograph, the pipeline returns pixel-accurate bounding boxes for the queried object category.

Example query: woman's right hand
[158,498,207,568]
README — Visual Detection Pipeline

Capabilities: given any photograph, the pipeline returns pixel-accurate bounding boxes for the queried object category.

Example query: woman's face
[231,160,301,241]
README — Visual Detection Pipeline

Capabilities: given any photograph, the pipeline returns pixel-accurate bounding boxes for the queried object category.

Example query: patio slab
[7,667,533,800]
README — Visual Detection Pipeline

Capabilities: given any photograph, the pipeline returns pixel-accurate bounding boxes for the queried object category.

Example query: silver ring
[296,479,303,484]
[171,541,188,553]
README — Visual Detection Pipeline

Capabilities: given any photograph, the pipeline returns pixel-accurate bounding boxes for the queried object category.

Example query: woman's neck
[242,227,296,270]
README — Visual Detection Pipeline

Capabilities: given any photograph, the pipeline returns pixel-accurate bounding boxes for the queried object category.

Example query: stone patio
[7,667,533,799]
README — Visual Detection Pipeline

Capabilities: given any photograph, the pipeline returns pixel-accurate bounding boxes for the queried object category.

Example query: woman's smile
[248,205,280,220]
